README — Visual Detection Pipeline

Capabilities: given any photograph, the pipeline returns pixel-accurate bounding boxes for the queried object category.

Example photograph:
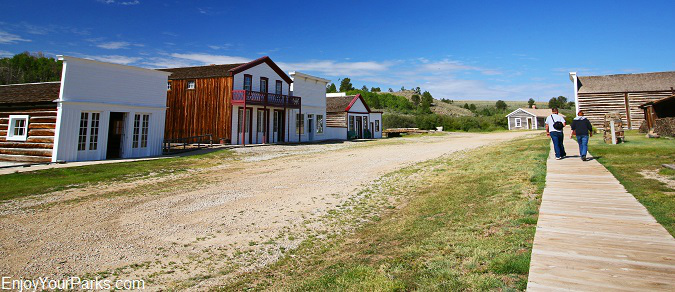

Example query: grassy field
[220,135,550,291]
[455,100,535,110]
[0,149,233,201]
[590,131,675,236]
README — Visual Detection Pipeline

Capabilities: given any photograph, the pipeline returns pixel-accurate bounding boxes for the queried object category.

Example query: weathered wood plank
[527,128,675,291]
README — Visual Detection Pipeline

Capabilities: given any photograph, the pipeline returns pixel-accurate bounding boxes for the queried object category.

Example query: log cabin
[0,56,169,164]
[569,71,675,129]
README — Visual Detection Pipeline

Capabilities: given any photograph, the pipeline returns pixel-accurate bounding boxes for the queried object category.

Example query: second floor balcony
[232,90,301,109]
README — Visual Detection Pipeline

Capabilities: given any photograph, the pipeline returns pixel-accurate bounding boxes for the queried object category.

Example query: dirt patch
[0,131,535,290]
[639,169,675,190]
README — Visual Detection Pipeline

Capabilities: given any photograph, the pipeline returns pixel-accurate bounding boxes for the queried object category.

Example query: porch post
[242,92,247,147]
[263,92,267,144]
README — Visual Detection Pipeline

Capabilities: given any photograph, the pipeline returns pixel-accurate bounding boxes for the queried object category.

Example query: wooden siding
[326,112,347,128]
[578,91,672,129]
[508,112,536,130]
[165,77,233,142]
[0,106,57,163]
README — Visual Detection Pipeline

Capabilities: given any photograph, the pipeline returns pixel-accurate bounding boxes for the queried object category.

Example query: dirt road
[0,131,536,289]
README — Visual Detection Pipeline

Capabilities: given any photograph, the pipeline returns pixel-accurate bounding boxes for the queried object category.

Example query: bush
[383,113,508,132]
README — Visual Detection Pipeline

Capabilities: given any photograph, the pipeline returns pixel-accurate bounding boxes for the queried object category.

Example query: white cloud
[98,0,140,5]
[169,53,251,65]
[278,60,392,77]
[96,41,131,49]
[81,54,141,65]
[420,59,502,75]
[0,50,13,58]
[0,30,30,44]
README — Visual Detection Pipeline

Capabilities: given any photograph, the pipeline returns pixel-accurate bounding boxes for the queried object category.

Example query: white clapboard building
[0,56,169,163]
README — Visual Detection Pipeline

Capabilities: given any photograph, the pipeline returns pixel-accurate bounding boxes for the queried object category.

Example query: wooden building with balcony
[160,56,301,145]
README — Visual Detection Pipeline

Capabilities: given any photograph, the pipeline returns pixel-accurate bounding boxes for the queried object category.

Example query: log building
[569,71,675,129]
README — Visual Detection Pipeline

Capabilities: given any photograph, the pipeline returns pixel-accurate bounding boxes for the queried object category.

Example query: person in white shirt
[545,108,567,160]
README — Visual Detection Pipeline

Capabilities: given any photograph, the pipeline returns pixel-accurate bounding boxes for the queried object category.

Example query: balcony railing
[232,90,301,108]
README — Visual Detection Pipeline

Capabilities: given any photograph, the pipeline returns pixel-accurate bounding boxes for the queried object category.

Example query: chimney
[531,105,537,109]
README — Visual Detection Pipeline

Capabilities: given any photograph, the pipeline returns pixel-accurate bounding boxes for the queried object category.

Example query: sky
[0,0,673,102]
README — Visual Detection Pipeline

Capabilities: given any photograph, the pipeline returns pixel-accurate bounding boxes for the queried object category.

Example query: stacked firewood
[654,117,675,137]
[603,113,625,144]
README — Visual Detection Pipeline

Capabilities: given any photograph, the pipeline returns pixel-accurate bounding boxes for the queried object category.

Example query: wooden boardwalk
[527,130,675,291]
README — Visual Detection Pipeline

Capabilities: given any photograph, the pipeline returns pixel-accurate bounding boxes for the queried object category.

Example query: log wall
[165,77,233,142]
[0,105,57,163]
[577,91,672,130]
[326,112,347,128]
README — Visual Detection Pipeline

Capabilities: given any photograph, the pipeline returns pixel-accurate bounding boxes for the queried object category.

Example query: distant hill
[455,100,548,110]
[379,90,473,116]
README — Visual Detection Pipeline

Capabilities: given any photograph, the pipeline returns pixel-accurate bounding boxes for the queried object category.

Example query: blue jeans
[550,131,566,158]
[576,135,589,157]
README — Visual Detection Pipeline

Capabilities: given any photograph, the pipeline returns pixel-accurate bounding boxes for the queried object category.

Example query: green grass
[590,131,675,236]
[219,136,550,291]
[0,149,233,201]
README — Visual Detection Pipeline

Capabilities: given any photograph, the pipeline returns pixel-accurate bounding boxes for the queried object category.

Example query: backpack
[551,115,564,130]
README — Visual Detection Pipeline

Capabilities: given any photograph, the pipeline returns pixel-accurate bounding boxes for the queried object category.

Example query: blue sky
[1,0,673,101]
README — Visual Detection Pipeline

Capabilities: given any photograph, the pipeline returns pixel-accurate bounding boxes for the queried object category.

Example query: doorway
[355,116,363,139]
[107,112,126,159]
[237,107,253,144]
[273,110,285,143]
[307,114,314,141]
[527,117,533,130]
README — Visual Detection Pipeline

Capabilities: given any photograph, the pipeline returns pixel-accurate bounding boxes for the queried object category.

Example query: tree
[326,83,337,93]
[495,100,507,110]
[370,87,381,92]
[414,87,421,94]
[400,86,405,91]
[0,52,63,85]
[463,103,470,109]
[339,78,354,92]
[361,85,368,92]
[469,104,477,111]
[421,91,433,106]
[388,88,393,92]
[527,98,535,108]
[411,94,421,107]
[549,96,570,109]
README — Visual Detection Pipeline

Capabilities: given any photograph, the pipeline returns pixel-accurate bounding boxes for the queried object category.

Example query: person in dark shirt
[571,110,593,161]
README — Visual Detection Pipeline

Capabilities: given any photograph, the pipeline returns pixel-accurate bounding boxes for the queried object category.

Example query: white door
[130,113,150,157]
[237,107,253,145]
[76,112,101,161]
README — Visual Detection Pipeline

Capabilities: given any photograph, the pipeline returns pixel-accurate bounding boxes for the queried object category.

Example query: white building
[0,56,169,163]
[286,71,333,142]
[326,93,383,139]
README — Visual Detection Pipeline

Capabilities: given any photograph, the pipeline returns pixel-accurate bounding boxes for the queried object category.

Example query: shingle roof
[158,63,244,80]
[577,71,675,93]
[157,56,293,83]
[507,108,565,118]
[0,82,61,104]
[327,95,356,112]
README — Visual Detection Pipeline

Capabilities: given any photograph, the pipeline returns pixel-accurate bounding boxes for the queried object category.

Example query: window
[141,114,149,148]
[348,115,355,131]
[514,118,522,127]
[275,80,283,95]
[375,120,380,132]
[296,113,304,134]
[260,77,269,94]
[133,113,150,148]
[363,116,368,129]
[243,74,252,91]
[187,80,196,90]
[78,113,89,151]
[257,109,267,133]
[6,115,29,141]
[77,112,100,151]
[88,113,100,150]
[167,81,172,91]
[316,115,324,134]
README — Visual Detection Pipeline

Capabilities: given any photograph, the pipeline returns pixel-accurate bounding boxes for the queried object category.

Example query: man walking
[571,110,593,161]
[545,108,566,160]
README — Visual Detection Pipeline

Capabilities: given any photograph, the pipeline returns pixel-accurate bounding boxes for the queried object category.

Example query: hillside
[455,100,546,110]
[379,90,473,116]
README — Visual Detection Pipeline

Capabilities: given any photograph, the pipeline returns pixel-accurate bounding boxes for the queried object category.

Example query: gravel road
[0,131,536,290]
